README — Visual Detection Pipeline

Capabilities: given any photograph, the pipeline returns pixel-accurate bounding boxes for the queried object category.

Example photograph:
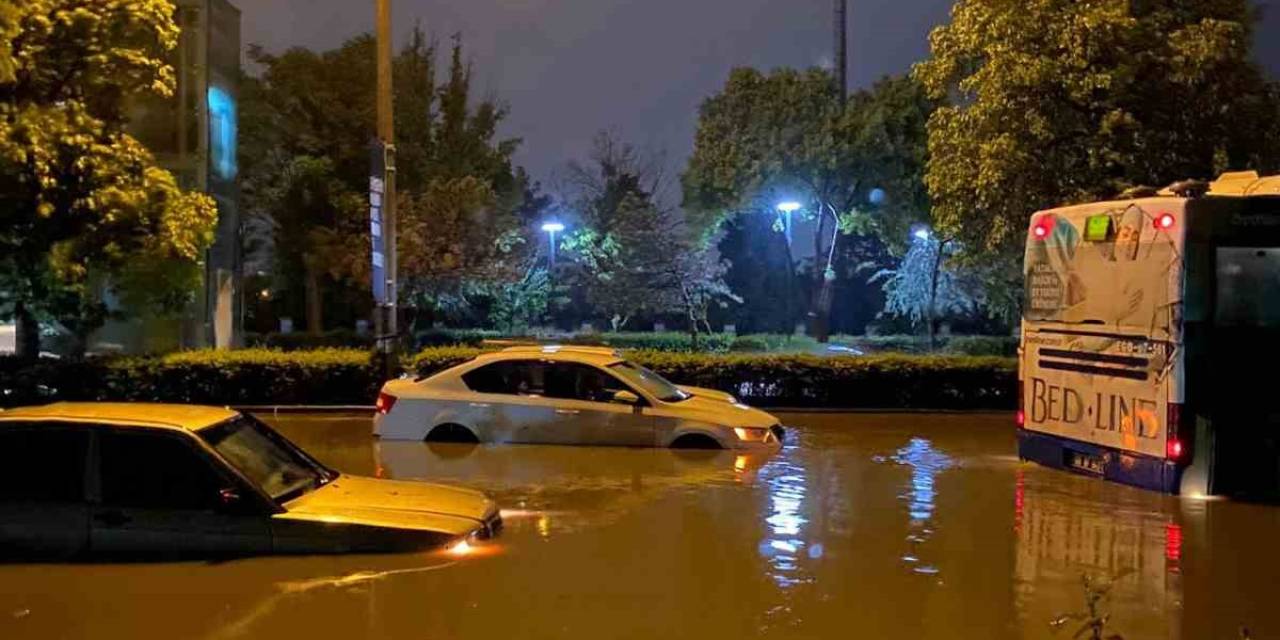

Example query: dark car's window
[0,426,89,503]
[200,415,332,503]
[99,430,223,510]
[546,363,630,403]
[462,360,547,396]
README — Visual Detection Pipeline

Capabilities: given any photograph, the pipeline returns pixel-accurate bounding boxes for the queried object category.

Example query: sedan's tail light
[376,391,398,415]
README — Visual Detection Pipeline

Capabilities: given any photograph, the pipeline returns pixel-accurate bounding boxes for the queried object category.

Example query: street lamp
[913,226,931,242]
[775,201,801,246]
[541,221,565,266]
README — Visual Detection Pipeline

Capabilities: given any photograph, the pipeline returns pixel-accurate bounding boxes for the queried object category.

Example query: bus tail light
[1155,213,1177,230]
[1165,403,1183,461]
[376,391,398,415]
[1032,215,1054,240]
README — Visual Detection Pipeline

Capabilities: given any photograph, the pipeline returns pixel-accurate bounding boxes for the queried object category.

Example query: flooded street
[2,412,1276,639]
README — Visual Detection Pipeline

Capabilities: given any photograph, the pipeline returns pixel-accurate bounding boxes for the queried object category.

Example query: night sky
[241,0,1280,186]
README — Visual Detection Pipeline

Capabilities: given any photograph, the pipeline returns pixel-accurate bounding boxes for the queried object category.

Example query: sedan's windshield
[200,416,335,503]
[608,361,690,402]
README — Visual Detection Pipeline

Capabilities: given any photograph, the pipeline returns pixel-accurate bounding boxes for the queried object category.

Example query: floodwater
[2,412,1277,640]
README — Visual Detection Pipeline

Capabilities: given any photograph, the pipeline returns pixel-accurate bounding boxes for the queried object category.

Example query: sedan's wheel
[670,433,722,450]
[425,423,479,444]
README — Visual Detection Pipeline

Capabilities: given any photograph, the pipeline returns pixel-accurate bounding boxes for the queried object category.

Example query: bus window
[1215,248,1280,327]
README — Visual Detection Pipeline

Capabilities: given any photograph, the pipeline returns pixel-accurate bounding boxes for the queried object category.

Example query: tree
[838,76,936,255]
[683,70,937,341]
[914,0,1280,265]
[0,0,217,358]
[241,31,544,333]
[683,68,855,341]
[559,133,684,330]
[660,240,740,344]
[871,234,978,348]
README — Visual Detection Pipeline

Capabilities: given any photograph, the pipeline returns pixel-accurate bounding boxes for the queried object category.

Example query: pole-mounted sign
[369,138,388,305]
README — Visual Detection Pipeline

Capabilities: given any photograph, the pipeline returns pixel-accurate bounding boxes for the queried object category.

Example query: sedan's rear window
[462,360,546,395]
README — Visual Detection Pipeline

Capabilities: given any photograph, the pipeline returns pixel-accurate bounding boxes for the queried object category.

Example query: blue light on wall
[207,86,237,180]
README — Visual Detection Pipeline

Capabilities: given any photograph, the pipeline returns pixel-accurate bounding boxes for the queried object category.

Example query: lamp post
[541,221,565,266]
[775,201,801,247]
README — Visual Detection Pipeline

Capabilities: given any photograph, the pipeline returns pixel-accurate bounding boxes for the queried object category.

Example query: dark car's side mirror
[216,487,248,513]
[611,390,641,406]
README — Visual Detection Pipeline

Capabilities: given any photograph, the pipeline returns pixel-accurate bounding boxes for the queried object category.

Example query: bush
[945,336,1018,357]
[834,334,931,353]
[733,334,821,353]
[564,332,735,353]
[245,330,375,351]
[728,335,771,353]
[412,329,500,349]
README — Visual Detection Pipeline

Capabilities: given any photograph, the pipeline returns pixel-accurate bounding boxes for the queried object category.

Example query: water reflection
[757,444,812,590]
[882,437,954,575]
[1013,467,1183,638]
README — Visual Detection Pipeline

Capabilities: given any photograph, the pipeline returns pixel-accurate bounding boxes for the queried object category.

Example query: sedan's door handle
[469,402,492,408]
[93,511,131,527]
[555,409,580,416]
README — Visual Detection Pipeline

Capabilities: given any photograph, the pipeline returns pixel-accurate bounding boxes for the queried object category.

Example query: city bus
[1018,171,1280,497]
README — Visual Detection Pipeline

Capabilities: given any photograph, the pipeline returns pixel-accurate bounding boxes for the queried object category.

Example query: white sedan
[374,346,785,449]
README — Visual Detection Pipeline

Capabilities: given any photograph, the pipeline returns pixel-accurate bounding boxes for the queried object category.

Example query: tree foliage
[872,236,976,330]
[0,0,217,356]
[683,69,938,338]
[241,30,543,330]
[914,0,1280,260]
[561,133,737,334]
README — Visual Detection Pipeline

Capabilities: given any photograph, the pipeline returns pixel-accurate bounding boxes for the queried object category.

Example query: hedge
[0,349,379,408]
[1,348,1016,411]
[410,348,1016,410]
[240,328,1017,356]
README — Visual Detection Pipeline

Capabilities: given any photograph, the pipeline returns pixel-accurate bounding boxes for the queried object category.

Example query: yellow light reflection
[735,455,748,472]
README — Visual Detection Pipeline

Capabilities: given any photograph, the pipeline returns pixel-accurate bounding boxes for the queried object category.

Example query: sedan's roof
[479,345,624,366]
[0,402,237,432]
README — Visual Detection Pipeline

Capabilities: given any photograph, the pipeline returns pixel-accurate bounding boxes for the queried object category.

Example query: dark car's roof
[0,402,237,432]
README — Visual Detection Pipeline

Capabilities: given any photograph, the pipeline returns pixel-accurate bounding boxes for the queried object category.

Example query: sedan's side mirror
[611,390,641,406]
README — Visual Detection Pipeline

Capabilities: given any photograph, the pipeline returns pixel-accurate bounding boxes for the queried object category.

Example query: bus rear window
[1216,248,1280,327]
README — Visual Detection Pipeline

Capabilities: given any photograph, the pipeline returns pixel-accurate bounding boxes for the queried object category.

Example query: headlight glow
[733,427,769,442]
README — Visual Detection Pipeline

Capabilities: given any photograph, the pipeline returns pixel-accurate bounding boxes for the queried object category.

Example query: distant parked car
[374,346,786,449]
[0,403,501,559]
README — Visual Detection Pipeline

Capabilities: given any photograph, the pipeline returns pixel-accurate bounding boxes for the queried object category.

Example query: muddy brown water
[1,412,1276,639]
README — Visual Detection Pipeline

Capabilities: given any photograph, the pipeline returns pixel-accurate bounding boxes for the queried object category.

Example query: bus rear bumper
[1017,429,1184,494]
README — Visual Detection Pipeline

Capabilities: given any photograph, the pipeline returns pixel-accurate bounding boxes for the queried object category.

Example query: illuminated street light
[775,202,801,246]
[913,227,931,242]
[541,221,565,265]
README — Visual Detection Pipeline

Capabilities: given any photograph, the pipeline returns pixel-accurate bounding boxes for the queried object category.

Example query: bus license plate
[1069,452,1105,475]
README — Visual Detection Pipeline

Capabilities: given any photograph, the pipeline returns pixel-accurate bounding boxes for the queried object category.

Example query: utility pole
[808,0,849,343]
[834,0,847,101]
[375,0,398,367]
